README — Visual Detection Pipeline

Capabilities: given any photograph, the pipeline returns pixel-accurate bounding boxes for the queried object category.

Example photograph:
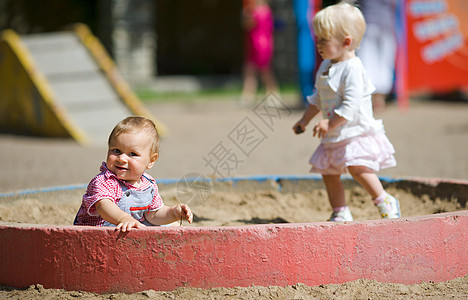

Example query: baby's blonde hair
[108,116,160,155]
[313,1,366,50]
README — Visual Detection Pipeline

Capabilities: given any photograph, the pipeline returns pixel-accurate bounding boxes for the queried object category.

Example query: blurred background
[1,0,467,103]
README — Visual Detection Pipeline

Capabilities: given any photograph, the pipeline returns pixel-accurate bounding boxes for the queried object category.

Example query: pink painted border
[1,210,467,293]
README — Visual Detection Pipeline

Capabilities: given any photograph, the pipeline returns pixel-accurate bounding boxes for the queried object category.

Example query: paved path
[1,96,467,193]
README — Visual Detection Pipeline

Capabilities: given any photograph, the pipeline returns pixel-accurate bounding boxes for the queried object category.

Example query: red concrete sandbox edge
[1,211,467,294]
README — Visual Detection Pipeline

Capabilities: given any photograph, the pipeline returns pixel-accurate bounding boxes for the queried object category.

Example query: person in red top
[241,0,278,104]
[74,116,193,232]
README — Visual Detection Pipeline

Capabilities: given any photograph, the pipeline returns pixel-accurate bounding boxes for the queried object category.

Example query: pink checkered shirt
[74,162,164,226]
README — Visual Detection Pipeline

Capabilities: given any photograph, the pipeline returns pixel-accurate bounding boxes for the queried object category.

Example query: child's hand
[292,121,306,134]
[95,198,145,232]
[175,204,193,224]
[313,119,329,139]
[116,215,146,232]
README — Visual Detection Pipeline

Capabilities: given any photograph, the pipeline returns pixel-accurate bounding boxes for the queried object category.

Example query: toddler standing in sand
[293,1,400,221]
[74,116,192,231]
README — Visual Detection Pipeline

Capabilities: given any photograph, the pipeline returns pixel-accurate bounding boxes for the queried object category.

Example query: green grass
[136,84,300,103]
[136,87,241,103]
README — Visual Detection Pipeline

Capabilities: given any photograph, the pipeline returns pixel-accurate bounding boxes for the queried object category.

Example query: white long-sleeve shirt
[307,57,384,144]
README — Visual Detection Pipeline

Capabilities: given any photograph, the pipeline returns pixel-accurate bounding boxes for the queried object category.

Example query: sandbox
[0,175,467,294]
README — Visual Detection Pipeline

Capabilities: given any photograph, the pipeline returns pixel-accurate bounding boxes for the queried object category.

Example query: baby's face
[316,35,347,63]
[106,131,157,186]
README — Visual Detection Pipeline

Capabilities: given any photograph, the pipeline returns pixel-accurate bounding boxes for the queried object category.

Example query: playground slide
[0,24,165,145]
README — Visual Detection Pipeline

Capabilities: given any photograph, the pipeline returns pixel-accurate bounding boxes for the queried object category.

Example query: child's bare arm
[145,204,193,225]
[95,198,145,232]
[293,104,320,134]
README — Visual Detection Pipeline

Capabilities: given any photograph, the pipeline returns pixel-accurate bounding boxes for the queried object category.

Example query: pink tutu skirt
[310,130,396,175]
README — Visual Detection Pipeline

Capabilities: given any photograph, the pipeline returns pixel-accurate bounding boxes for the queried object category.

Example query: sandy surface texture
[1,181,465,226]
[1,276,467,300]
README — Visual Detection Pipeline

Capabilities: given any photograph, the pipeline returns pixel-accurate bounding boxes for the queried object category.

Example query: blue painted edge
[0,174,403,198]
[0,183,88,198]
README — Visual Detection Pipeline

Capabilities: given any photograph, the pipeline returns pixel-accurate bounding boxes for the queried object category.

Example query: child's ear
[147,153,158,169]
[343,36,353,48]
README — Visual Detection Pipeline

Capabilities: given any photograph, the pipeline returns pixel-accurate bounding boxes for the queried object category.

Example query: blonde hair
[108,116,160,155]
[313,1,366,50]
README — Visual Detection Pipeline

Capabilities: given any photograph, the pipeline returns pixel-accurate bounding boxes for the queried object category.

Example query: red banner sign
[406,0,468,92]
